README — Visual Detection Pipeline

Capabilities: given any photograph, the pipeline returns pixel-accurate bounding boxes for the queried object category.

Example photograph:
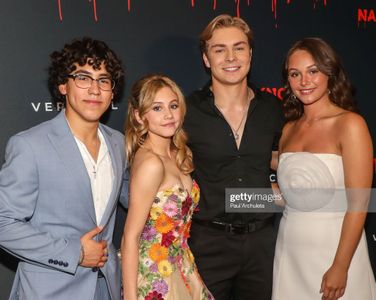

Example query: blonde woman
[121,75,214,300]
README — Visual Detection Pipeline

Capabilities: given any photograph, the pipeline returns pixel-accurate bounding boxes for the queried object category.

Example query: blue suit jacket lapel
[99,124,122,227]
[47,112,97,224]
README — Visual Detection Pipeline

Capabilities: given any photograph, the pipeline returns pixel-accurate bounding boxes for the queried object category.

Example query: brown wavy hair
[48,37,124,105]
[282,37,356,121]
[199,14,254,54]
[125,74,194,174]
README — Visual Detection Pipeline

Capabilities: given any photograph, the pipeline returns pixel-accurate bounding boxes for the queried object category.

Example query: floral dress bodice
[137,180,214,300]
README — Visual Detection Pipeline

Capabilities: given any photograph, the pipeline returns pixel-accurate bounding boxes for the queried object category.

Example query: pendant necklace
[65,117,101,178]
[77,133,100,179]
[91,135,100,179]
[232,107,249,140]
[216,89,251,141]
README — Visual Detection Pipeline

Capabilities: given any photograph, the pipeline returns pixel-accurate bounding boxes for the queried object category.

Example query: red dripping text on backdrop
[54,1,371,170]
[261,87,285,100]
[358,9,376,27]
[57,0,98,21]
[56,0,328,22]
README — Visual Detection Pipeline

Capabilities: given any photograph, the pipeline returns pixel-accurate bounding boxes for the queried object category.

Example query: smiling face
[203,27,252,87]
[58,62,113,126]
[139,86,182,140]
[287,49,330,106]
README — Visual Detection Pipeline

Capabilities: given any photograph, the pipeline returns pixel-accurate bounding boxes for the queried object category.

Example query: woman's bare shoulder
[336,111,369,133]
[281,120,298,138]
[131,148,165,178]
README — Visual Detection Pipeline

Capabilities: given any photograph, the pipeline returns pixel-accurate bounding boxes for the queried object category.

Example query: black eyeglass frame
[67,73,115,91]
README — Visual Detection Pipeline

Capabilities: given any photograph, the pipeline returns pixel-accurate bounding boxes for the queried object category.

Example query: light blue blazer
[0,112,128,300]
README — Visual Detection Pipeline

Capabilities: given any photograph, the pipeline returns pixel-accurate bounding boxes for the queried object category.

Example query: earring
[291,94,297,100]
[328,89,331,95]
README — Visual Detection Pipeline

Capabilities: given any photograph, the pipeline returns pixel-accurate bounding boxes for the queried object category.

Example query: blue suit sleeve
[0,135,81,274]
[119,167,129,209]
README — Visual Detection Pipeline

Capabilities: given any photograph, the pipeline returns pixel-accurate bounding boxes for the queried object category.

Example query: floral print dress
[137,180,214,300]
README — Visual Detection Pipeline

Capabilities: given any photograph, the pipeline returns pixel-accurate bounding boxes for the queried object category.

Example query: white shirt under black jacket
[74,129,114,225]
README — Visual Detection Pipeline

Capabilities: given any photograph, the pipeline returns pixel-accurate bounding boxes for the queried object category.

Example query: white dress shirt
[74,130,114,225]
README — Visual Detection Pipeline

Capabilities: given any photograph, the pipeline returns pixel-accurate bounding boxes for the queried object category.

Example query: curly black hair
[282,37,356,121]
[48,37,124,105]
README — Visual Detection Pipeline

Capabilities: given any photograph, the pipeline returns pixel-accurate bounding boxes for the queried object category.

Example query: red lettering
[358,8,376,27]
[277,88,285,100]
[55,0,328,23]
[262,87,272,94]
[58,0,63,21]
[272,0,277,19]
[261,87,285,100]
[57,0,98,21]
[92,0,98,21]
[358,9,368,23]
[368,9,376,22]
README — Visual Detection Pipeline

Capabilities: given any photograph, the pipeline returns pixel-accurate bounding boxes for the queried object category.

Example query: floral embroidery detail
[157,260,173,277]
[182,195,192,216]
[163,188,174,197]
[151,279,169,296]
[161,231,175,247]
[137,181,213,299]
[163,201,178,217]
[144,291,164,300]
[150,207,163,220]
[149,263,158,273]
[167,193,178,202]
[141,225,157,241]
[186,249,195,264]
[155,214,174,234]
[149,244,168,263]
[191,182,200,204]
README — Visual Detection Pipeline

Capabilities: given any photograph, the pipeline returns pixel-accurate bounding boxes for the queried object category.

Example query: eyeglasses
[67,74,115,91]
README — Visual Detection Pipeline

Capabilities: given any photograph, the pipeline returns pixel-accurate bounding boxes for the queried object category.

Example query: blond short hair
[199,14,254,54]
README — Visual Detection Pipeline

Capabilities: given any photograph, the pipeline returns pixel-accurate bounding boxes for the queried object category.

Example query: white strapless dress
[272,152,376,300]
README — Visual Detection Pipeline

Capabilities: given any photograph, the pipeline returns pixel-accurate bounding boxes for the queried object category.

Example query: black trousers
[188,221,277,300]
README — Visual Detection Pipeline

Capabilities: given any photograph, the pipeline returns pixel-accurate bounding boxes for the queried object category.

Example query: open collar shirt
[184,82,284,224]
[74,129,114,225]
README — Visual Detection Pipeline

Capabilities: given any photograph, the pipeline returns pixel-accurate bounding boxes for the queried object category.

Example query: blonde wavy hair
[125,74,194,174]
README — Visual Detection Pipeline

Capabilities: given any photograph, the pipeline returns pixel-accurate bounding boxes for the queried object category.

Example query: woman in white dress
[272,38,376,300]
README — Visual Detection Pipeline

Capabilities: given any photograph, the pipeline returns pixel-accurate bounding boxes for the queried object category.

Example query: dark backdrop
[0,1,375,298]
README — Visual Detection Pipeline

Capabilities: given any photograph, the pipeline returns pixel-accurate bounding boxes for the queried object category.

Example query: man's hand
[79,226,108,268]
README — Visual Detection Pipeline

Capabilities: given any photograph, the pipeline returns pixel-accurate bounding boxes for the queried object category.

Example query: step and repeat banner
[0,0,375,297]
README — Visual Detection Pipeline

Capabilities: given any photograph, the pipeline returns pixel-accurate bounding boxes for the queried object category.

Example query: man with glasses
[0,38,127,300]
